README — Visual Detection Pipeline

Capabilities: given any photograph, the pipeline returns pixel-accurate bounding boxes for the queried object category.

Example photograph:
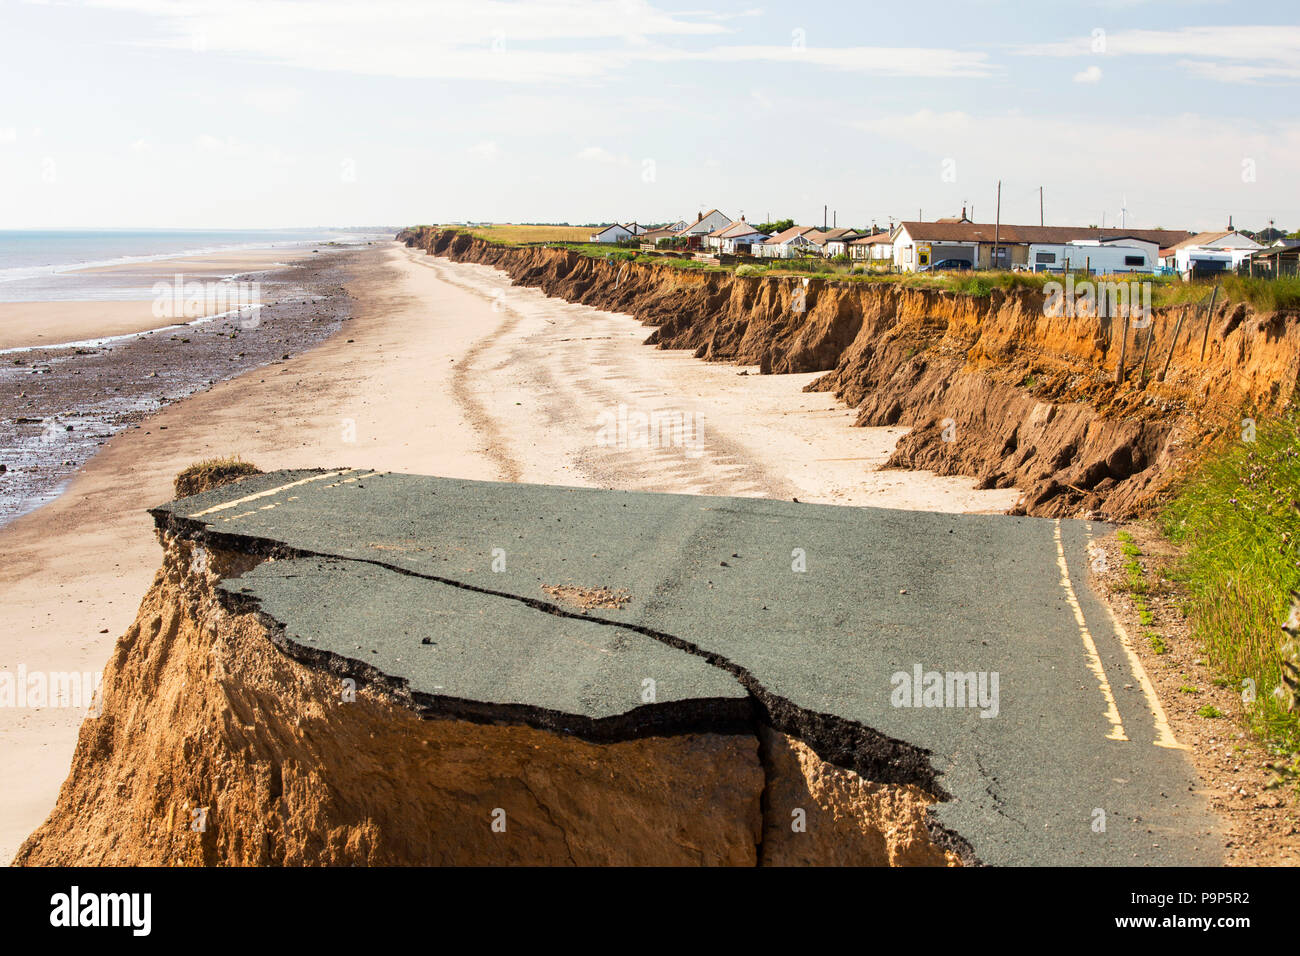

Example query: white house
[589,223,634,243]
[848,232,893,263]
[891,220,1195,272]
[706,220,770,254]
[756,226,825,259]
[675,209,733,239]
[819,228,863,257]
[1163,230,1264,279]
[1027,237,1158,274]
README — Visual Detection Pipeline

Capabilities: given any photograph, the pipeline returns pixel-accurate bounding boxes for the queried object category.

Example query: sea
[0,228,386,525]
[0,228,388,302]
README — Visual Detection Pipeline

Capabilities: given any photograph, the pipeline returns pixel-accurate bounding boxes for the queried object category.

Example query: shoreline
[0,247,365,527]
[0,241,1012,862]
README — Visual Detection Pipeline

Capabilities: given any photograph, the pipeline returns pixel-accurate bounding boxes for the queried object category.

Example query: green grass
[434,227,1300,307]
[1155,274,1300,312]
[1162,410,1300,751]
[1197,704,1225,719]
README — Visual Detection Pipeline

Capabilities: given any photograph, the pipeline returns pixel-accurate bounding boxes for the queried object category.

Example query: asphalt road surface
[154,467,1224,865]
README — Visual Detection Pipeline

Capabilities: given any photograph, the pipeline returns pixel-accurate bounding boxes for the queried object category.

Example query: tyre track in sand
[409,251,797,499]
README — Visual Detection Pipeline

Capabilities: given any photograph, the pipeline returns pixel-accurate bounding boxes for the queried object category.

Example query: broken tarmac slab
[152,468,1225,866]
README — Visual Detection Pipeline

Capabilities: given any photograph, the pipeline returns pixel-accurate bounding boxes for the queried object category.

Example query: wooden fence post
[1198,283,1221,363]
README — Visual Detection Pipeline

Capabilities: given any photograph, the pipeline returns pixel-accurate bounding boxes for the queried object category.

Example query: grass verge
[1162,412,1300,755]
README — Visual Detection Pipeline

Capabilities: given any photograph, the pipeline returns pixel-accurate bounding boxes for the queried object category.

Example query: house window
[1036,252,1056,264]
[1124,255,1144,266]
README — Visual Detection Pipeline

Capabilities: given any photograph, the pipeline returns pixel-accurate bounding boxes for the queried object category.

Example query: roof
[710,220,769,239]
[764,225,822,245]
[1165,230,1232,251]
[849,232,892,246]
[1165,230,1264,252]
[590,223,630,236]
[818,228,861,242]
[895,221,1194,247]
[675,209,731,236]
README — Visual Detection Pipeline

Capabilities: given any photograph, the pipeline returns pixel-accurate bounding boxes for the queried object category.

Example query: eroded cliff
[15,526,961,867]
[400,227,1300,519]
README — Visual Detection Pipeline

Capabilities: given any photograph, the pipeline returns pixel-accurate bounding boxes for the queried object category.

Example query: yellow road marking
[1087,531,1185,750]
[1055,519,1128,741]
[188,470,353,518]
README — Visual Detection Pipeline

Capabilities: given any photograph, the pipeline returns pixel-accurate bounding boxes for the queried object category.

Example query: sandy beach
[0,241,1016,861]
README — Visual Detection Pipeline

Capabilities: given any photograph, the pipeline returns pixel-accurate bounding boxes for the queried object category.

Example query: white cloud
[847,108,1300,228]
[1018,25,1300,84]
[69,0,997,82]
[575,145,620,163]
[1074,65,1102,83]
[194,134,296,164]
[688,44,994,77]
[241,87,304,114]
[469,140,501,161]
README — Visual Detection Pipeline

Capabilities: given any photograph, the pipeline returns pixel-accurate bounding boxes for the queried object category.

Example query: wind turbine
[1118,195,1129,230]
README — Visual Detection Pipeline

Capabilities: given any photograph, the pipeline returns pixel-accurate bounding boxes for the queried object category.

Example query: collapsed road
[17,468,1223,866]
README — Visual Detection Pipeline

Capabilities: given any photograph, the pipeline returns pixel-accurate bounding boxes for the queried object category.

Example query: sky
[1,0,1298,233]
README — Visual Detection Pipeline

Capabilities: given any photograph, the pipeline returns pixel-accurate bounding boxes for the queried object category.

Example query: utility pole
[1039,186,1044,227]
[993,180,1002,271]
[824,205,827,229]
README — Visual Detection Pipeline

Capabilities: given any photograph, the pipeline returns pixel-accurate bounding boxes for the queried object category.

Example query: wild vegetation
[1163,413,1300,756]
[173,456,262,499]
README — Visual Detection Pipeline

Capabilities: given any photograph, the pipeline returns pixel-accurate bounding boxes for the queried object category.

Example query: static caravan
[1028,238,1157,274]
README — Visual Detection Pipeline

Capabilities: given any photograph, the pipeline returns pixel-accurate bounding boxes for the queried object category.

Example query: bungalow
[819,228,864,257]
[1160,230,1264,279]
[756,226,826,260]
[705,219,770,254]
[848,232,893,263]
[640,227,680,245]
[673,209,733,249]
[589,223,634,243]
[890,220,1194,272]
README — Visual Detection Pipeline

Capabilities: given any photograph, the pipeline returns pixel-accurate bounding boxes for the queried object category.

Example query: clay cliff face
[15,533,961,866]
[400,227,1300,519]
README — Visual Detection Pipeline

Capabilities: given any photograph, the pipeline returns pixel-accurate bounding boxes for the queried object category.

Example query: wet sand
[0,241,1017,861]
[0,250,361,527]
[0,301,223,352]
